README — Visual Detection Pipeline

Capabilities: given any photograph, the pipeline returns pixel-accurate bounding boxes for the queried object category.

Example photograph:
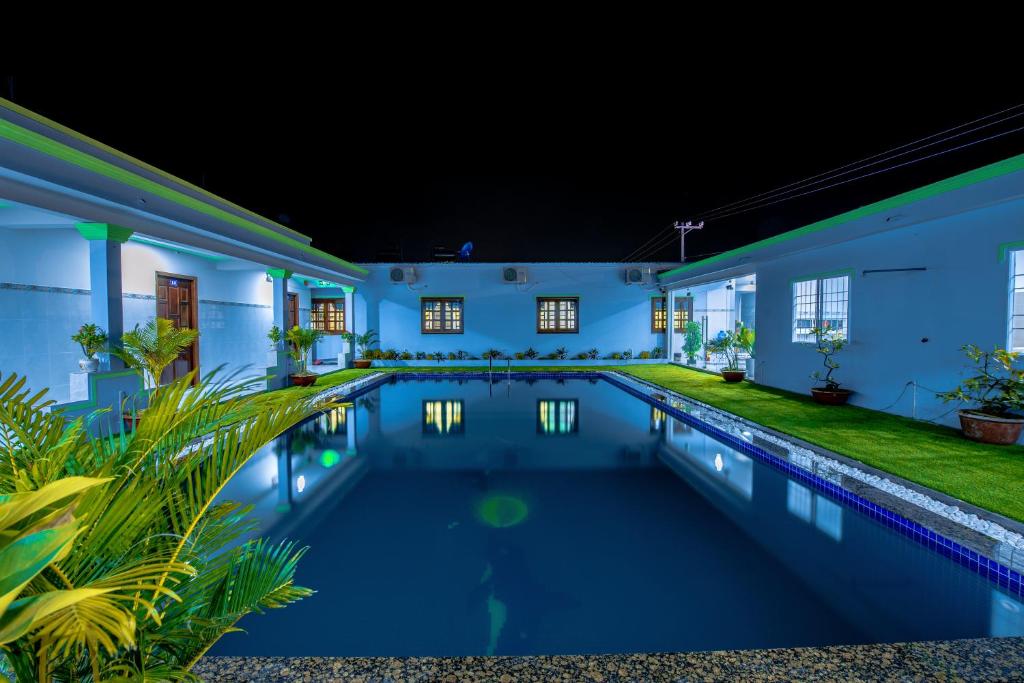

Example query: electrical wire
[698,104,1024,220]
[620,103,1024,263]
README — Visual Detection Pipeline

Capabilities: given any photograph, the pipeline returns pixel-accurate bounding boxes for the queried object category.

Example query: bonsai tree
[113,318,199,392]
[285,325,324,376]
[810,326,847,391]
[341,329,379,359]
[71,322,107,360]
[683,321,703,364]
[938,345,1024,417]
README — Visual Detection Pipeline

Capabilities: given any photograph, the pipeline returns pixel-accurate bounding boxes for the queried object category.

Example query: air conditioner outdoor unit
[502,266,527,284]
[624,267,650,285]
[390,266,417,284]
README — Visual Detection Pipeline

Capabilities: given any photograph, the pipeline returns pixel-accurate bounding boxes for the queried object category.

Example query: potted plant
[112,318,199,429]
[285,325,324,386]
[939,345,1024,444]
[738,325,756,376]
[707,331,746,382]
[341,329,379,368]
[71,323,107,372]
[809,327,852,405]
[683,321,702,365]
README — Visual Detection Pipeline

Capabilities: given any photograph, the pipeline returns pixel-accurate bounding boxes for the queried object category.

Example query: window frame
[310,298,346,334]
[1010,250,1024,352]
[792,273,850,343]
[651,297,667,333]
[672,296,694,332]
[536,296,580,334]
[421,296,464,334]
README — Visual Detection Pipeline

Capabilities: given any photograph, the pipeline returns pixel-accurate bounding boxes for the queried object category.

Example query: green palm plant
[0,366,333,681]
[284,326,324,376]
[113,318,199,391]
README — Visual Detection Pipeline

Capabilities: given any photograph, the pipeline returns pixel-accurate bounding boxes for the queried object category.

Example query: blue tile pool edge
[325,371,1023,598]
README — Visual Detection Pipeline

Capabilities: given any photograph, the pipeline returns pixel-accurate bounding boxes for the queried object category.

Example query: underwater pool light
[320,449,342,468]
[478,495,528,528]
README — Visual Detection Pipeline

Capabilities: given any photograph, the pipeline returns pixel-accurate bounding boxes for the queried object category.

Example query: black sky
[3,74,1021,264]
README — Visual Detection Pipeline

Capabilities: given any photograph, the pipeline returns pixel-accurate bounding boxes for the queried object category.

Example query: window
[1011,251,1024,351]
[311,298,345,333]
[421,297,463,334]
[651,297,667,332]
[537,399,578,434]
[673,296,694,332]
[537,297,579,333]
[792,275,849,342]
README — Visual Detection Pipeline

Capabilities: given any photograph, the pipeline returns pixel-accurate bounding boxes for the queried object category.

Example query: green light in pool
[320,449,341,468]
[478,495,528,528]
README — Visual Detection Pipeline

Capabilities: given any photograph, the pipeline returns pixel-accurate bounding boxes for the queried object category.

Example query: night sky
[3,75,1021,264]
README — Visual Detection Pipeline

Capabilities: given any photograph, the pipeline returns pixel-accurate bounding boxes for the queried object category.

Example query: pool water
[211,377,1024,657]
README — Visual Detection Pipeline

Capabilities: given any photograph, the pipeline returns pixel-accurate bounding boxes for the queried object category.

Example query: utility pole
[673,221,704,262]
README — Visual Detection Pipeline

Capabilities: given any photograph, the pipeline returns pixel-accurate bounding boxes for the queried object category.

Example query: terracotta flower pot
[958,410,1024,445]
[353,359,372,369]
[721,370,746,383]
[811,388,853,405]
[290,374,317,387]
[122,412,143,432]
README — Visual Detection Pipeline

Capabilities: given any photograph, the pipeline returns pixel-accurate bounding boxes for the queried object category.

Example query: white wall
[737,197,1024,426]
[348,263,670,359]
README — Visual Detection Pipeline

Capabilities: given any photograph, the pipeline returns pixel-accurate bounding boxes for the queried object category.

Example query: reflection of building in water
[786,481,843,541]
[423,400,464,435]
[537,399,578,435]
[650,406,666,433]
[317,405,348,435]
[661,415,753,500]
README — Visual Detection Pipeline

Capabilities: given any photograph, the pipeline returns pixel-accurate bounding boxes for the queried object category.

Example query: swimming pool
[211,375,1024,657]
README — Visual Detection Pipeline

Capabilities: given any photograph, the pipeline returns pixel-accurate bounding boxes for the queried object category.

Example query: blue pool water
[211,377,1024,656]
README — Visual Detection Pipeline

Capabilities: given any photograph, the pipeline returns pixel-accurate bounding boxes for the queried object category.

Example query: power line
[620,103,1024,263]
[699,103,1024,220]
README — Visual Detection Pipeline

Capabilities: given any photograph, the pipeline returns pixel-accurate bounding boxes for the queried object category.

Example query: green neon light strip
[0,97,310,241]
[659,152,1024,281]
[0,112,368,277]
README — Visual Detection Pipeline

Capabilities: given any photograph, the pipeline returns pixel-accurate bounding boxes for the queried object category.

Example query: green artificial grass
[257,363,1024,522]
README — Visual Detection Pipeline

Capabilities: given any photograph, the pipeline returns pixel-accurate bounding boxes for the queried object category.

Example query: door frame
[155,271,200,385]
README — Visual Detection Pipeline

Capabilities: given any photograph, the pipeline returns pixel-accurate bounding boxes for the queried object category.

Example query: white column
[342,284,356,367]
[666,290,676,362]
[76,223,132,370]
[267,269,293,388]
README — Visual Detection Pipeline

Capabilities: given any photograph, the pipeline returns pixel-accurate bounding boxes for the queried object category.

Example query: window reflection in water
[537,399,578,435]
[317,405,348,435]
[786,481,843,541]
[650,407,666,433]
[423,400,464,435]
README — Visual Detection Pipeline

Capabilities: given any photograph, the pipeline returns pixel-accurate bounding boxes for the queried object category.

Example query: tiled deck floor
[196,637,1024,682]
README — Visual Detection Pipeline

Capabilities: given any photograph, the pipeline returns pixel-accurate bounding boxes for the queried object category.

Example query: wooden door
[288,293,298,329]
[156,273,198,384]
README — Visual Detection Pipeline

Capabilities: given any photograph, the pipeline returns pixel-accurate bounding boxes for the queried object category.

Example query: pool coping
[195,636,1024,681]
[325,370,1023,596]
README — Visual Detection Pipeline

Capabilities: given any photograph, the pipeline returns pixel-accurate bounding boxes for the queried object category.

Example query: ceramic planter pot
[290,374,317,387]
[721,370,746,383]
[958,410,1024,445]
[353,359,372,369]
[811,388,853,405]
[79,357,99,373]
[122,412,143,432]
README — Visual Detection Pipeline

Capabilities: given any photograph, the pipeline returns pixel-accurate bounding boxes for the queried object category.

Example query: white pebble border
[604,371,1024,570]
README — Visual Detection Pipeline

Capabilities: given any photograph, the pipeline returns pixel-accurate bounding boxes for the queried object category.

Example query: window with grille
[673,297,694,331]
[311,298,345,333]
[792,274,849,342]
[1011,251,1024,351]
[421,297,464,334]
[651,297,667,332]
[537,297,579,333]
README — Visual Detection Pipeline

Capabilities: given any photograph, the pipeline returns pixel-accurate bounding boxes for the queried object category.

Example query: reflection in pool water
[211,377,1024,657]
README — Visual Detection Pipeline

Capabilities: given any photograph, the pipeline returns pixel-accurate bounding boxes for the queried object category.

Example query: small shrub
[482,349,504,360]
[400,350,413,360]
[586,348,599,360]
[524,347,539,360]
[652,346,663,358]
[415,351,427,360]
[514,352,526,360]
[639,350,651,359]
[432,351,445,363]
[610,352,622,360]
[622,349,633,360]
[575,352,589,360]
[553,346,568,360]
